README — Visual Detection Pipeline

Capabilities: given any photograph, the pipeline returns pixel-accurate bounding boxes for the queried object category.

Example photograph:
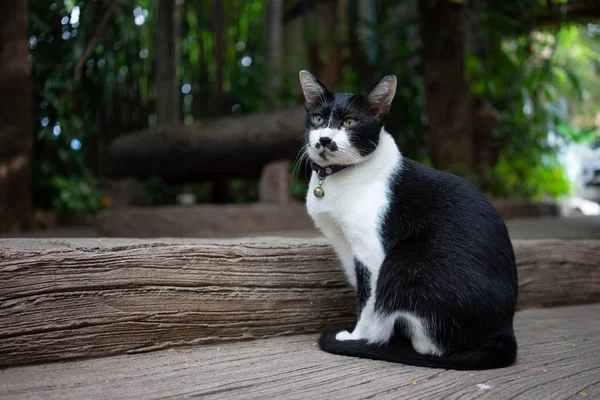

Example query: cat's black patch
[319,160,519,370]
[375,159,518,356]
[321,161,520,369]
[354,259,371,316]
[318,327,516,370]
[304,94,384,158]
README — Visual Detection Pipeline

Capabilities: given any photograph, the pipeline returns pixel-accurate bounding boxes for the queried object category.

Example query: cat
[299,70,518,370]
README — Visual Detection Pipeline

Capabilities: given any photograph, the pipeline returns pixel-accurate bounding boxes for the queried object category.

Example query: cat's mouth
[318,147,341,160]
[308,146,349,166]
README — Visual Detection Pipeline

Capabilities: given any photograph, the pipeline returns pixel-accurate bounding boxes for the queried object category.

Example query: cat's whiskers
[329,145,366,167]
[292,144,311,183]
[294,133,307,142]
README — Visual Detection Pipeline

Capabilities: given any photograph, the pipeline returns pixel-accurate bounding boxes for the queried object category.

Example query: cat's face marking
[299,70,397,167]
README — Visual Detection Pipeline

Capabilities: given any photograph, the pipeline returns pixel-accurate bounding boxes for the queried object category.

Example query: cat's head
[299,70,396,167]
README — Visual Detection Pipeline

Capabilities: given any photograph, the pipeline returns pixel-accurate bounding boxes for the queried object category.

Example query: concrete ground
[2,216,599,240]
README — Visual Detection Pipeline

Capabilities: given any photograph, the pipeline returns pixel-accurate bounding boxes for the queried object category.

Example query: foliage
[291,178,308,200]
[49,176,104,214]
[182,0,269,118]
[28,0,599,212]
[30,0,156,212]
[466,14,600,199]
[490,155,572,200]
[230,179,259,203]
[181,183,213,204]
[339,1,427,160]
[141,176,176,206]
[29,0,273,210]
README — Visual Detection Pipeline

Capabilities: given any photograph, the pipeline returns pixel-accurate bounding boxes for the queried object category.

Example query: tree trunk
[303,2,320,78]
[420,1,475,176]
[210,0,226,200]
[156,0,183,125]
[212,0,225,115]
[0,0,34,232]
[472,97,500,188]
[283,3,306,101]
[189,1,210,119]
[317,0,342,90]
[302,0,342,90]
[346,0,371,78]
[464,4,501,187]
[267,0,284,108]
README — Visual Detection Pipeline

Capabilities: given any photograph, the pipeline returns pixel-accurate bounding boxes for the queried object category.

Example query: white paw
[335,330,353,341]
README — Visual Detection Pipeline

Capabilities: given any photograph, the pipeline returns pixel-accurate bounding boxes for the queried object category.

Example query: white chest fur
[306,130,402,278]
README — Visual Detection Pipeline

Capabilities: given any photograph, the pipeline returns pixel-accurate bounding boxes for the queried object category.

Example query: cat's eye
[343,118,357,127]
[312,114,324,124]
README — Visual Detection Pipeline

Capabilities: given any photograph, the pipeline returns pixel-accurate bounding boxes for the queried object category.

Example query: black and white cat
[299,70,518,370]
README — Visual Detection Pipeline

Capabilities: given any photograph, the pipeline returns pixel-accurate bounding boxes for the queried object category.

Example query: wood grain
[1,304,598,400]
[514,240,600,309]
[0,238,599,367]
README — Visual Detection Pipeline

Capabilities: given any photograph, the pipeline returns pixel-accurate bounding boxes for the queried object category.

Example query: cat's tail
[318,329,517,370]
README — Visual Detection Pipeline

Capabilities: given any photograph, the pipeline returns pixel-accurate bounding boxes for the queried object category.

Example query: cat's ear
[299,70,329,108]
[364,75,397,117]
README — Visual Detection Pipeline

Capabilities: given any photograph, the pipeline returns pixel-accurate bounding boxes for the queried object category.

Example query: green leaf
[563,66,584,101]
[30,13,53,34]
[43,92,64,114]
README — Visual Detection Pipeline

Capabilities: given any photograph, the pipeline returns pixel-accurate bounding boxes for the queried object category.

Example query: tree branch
[74,0,117,79]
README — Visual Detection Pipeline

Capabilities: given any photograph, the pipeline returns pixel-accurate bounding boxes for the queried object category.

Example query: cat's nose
[319,137,332,146]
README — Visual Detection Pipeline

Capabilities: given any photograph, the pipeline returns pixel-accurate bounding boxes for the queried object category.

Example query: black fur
[318,160,518,370]
[376,160,518,357]
[354,259,371,316]
[319,326,517,370]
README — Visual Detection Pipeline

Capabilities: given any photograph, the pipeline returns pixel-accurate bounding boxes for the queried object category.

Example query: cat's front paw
[335,330,353,341]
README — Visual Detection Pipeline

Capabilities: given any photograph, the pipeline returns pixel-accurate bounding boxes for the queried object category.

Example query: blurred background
[1,0,599,237]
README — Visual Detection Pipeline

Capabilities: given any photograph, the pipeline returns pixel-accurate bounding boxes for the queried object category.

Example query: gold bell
[313,187,325,197]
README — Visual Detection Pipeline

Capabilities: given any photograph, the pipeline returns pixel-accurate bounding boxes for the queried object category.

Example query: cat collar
[310,162,350,198]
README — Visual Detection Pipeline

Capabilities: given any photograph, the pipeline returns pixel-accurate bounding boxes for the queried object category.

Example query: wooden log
[515,240,600,308]
[2,304,600,399]
[106,107,306,182]
[0,238,598,367]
